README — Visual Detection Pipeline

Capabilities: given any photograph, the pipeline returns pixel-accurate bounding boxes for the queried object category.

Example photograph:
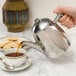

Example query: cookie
[7,37,18,41]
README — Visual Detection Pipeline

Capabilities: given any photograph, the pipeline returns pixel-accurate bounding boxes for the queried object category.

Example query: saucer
[0,56,32,71]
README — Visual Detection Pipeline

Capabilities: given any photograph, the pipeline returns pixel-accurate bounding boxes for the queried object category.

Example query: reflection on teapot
[22,14,71,59]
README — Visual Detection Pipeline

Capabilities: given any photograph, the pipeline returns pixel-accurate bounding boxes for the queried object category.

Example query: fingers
[53,6,63,14]
[59,15,75,29]
[53,6,73,16]
[59,15,67,23]
[53,6,76,28]
[74,18,76,24]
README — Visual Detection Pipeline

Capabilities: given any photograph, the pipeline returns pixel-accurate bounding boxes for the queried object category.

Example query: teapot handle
[53,14,65,33]
[52,14,71,45]
[54,13,63,22]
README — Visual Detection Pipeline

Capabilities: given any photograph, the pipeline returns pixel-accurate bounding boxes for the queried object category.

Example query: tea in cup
[2,48,27,68]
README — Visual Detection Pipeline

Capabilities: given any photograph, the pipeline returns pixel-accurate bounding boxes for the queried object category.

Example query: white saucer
[0,56,32,71]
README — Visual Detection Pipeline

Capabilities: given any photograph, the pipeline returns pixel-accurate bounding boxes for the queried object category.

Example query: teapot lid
[33,18,51,33]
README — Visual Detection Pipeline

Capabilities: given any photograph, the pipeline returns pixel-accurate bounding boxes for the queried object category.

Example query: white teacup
[2,48,27,68]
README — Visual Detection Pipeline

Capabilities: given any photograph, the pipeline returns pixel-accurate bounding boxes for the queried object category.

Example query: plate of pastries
[0,36,27,50]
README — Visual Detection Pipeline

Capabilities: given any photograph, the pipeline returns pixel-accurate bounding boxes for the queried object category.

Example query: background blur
[0,0,76,35]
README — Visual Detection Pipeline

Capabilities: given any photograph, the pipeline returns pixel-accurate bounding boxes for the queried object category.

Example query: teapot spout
[22,41,43,53]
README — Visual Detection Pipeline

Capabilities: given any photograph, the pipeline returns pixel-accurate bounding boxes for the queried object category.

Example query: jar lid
[3,0,28,11]
[7,0,23,2]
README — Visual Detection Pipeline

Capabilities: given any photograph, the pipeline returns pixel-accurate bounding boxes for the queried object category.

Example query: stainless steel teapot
[23,14,71,59]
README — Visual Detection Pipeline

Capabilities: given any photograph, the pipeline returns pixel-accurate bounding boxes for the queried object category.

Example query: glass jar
[2,0,29,32]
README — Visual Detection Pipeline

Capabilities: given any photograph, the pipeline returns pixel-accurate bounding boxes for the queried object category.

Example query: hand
[53,6,76,29]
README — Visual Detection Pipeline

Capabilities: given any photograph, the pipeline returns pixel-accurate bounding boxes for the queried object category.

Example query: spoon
[0,58,14,70]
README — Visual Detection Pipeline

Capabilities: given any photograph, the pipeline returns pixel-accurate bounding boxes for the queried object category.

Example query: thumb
[53,6,74,16]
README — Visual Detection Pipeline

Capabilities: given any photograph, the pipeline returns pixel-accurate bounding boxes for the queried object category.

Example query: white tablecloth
[0,23,76,76]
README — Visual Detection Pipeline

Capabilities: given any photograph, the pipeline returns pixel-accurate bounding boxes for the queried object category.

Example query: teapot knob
[35,18,40,24]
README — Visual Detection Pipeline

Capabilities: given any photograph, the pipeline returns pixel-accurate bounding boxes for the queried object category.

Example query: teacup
[2,48,27,68]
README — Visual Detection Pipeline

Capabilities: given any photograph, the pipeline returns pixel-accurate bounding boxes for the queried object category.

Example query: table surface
[0,23,76,76]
